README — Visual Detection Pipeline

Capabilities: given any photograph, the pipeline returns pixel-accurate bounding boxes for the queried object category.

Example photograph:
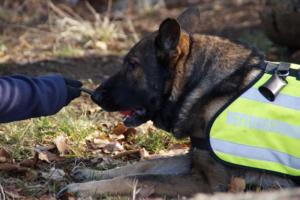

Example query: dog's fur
[57,8,297,199]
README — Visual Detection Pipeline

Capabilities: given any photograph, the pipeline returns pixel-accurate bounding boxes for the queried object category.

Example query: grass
[0,95,186,161]
[135,129,188,154]
[0,94,187,199]
[0,97,99,160]
[53,46,84,58]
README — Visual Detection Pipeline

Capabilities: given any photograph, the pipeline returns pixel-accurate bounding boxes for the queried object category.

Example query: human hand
[64,78,83,105]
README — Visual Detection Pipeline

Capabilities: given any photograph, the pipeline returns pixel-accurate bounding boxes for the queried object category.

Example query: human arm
[0,74,81,123]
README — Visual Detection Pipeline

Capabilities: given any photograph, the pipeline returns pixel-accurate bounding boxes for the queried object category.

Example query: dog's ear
[155,18,181,51]
[177,7,200,34]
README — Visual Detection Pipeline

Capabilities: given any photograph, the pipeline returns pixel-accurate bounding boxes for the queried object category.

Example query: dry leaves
[54,135,70,156]
[85,123,134,156]
[34,145,64,163]
[41,167,65,181]
[0,148,12,163]
[112,123,128,135]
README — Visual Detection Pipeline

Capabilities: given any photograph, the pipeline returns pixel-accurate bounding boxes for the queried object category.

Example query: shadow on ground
[0,54,123,83]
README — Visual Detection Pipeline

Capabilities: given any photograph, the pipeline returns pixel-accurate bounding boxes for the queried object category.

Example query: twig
[59,4,84,21]
[0,182,6,200]
[126,18,139,43]
[107,0,112,19]
[4,190,23,199]
[85,0,100,22]
[48,0,71,18]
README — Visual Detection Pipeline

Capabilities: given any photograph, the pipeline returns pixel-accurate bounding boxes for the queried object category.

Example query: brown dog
[57,8,297,199]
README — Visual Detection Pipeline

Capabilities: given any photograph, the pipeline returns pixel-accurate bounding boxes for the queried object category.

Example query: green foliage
[135,129,187,153]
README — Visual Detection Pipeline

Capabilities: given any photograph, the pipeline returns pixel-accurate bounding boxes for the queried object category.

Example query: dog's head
[92,8,200,128]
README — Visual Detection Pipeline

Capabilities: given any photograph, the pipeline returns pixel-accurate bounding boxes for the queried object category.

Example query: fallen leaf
[140,148,150,160]
[108,134,125,141]
[54,135,69,156]
[95,41,108,51]
[135,121,155,134]
[41,167,65,181]
[34,144,56,152]
[37,150,64,163]
[124,127,137,136]
[102,141,124,154]
[93,138,111,148]
[228,177,246,193]
[0,148,11,163]
[112,123,128,135]
[85,139,100,150]
[34,145,64,163]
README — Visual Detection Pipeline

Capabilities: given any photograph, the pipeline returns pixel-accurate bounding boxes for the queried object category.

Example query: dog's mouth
[120,107,148,127]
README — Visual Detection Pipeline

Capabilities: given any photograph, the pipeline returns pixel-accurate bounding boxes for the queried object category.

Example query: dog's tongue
[120,110,134,116]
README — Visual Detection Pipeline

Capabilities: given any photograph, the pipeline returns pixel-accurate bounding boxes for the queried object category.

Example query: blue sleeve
[0,74,68,123]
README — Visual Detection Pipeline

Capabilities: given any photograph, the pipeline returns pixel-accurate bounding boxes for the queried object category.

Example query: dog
[57,8,297,199]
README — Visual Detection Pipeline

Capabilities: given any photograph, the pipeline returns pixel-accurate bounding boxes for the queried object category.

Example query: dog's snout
[91,90,103,103]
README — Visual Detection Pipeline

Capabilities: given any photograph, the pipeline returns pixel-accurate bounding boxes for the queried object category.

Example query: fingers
[64,78,83,88]
[67,86,82,98]
[63,78,82,105]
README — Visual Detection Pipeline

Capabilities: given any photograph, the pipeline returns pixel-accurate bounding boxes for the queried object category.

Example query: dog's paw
[71,168,92,182]
[57,181,106,199]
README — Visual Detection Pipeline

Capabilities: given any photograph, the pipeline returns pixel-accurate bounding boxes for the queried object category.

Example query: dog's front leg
[72,154,191,181]
[57,173,211,199]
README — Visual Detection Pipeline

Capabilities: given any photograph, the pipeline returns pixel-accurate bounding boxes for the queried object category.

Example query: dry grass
[0,0,136,64]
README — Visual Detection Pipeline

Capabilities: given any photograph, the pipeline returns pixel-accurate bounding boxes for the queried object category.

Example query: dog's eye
[127,62,136,71]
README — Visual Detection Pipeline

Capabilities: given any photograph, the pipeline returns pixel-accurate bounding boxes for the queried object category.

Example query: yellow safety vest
[209,62,300,177]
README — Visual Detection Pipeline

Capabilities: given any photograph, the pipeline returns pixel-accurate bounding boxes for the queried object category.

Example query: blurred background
[0,0,299,82]
[0,0,300,199]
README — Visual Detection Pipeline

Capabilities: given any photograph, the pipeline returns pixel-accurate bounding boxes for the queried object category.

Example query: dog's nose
[91,91,102,103]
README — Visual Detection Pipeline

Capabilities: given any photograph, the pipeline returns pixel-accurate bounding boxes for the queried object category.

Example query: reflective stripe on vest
[210,63,300,177]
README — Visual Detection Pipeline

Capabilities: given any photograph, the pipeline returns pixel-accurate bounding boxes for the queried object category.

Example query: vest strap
[265,61,300,80]
[190,137,210,150]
